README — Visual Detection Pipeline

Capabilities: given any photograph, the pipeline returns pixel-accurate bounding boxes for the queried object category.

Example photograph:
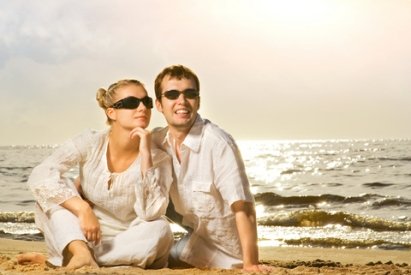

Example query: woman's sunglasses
[161,89,199,100]
[111,96,153,109]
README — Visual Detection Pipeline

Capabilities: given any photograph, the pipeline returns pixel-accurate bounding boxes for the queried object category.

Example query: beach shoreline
[1,238,410,274]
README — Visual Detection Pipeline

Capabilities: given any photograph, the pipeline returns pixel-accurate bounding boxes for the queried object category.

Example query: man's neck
[168,115,197,146]
[169,128,188,146]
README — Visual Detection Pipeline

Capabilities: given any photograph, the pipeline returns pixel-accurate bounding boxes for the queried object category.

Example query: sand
[1,238,410,274]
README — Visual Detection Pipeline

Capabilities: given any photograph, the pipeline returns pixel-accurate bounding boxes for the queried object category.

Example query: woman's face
[107,84,152,130]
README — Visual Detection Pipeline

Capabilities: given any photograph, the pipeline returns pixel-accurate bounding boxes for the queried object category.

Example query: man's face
[156,75,200,133]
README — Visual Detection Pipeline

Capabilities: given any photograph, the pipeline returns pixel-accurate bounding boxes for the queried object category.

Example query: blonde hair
[96,79,146,125]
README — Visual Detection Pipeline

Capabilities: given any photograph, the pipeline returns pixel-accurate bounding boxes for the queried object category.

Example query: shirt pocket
[191,180,216,217]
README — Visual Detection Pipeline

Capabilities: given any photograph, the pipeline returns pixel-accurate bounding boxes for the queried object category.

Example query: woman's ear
[106,108,116,121]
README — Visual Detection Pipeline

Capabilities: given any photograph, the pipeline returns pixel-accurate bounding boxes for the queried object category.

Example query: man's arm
[232,201,272,272]
[232,201,259,267]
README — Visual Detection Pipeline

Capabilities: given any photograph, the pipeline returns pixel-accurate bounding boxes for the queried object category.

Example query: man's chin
[169,120,194,130]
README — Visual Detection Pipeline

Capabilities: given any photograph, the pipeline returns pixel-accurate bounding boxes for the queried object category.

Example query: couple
[21,65,270,272]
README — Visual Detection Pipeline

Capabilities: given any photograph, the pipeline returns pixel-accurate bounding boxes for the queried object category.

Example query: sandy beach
[0,238,410,274]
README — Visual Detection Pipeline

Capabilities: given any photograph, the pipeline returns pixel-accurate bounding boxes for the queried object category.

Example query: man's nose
[175,93,187,103]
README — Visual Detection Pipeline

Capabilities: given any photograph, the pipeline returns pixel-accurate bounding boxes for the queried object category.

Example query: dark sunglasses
[161,89,199,100]
[111,96,153,109]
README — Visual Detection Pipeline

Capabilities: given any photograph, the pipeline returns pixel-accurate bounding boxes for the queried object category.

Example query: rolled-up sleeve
[213,138,254,207]
[134,149,172,221]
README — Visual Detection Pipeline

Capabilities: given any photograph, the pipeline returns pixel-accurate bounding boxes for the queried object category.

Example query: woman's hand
[77,202,101,245]
[62,197,101,245]
[129,127,152,156]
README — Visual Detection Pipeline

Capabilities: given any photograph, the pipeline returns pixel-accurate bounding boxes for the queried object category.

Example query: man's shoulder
[151,126,168,148]
[152,126,168,136]
[202,118,237,147]
[151,147,171,163]
[151,127,168,139]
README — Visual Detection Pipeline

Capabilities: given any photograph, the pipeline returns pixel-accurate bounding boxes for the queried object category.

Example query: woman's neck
[109,126,139,153]
[106,127,140,173]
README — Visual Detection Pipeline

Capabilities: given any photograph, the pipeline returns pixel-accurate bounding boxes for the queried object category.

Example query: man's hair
[154,65,200,100]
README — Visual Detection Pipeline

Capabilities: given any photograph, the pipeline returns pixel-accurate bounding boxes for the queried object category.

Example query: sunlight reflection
[255,204,267,218]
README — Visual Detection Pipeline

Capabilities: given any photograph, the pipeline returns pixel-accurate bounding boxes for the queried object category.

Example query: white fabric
[35,204,173,268]
[152,115,254,268]
[28,129,174,267]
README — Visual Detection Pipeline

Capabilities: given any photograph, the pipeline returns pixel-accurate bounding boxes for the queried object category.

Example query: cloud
[1,0,411,145]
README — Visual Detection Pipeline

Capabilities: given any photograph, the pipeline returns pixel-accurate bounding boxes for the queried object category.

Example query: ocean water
[1,139,411,250]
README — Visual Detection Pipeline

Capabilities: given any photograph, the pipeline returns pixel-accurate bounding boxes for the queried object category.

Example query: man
[152,65,270,272]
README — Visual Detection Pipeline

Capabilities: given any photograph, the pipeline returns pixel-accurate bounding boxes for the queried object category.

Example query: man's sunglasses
[161,89,199,100]
[111,96,153,109]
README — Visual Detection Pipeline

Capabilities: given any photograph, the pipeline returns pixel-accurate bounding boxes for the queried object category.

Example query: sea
[1,139,411,251]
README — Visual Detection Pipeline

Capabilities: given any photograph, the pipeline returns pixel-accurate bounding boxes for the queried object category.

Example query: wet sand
[1,238,410,274]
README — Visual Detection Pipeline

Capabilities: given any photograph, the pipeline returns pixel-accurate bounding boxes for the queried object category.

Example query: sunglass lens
[184,89,199,99]
[122,97,139,109]
[142,97,153,108]
[163,89,199,100]
[164,90,180,100]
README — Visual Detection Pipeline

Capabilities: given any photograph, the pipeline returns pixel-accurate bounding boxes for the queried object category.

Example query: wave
[285,237,411,250]
[0,167,33,179]
[0,211,35,223]
[254,192,411,209]
[254,192,380,206]
[0,166,33,170]
[373,157,411,162]
[371,198,411,207]
[257,210,411,231]
[363,182,394,188]
[0,230,43,241]
[280,169,303,175]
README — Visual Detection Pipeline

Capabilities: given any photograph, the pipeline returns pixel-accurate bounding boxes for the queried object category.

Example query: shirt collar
[161,114,204,153]
[183,114,204,152]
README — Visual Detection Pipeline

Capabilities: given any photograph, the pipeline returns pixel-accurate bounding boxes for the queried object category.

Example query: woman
[23,79,173,269]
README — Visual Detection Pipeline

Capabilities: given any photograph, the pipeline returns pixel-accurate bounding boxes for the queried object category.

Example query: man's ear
[155,99,163,113]
[198,96,200,110]
[106,108,116,121]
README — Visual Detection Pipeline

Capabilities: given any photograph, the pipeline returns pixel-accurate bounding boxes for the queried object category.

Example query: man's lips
[175,109,190,114]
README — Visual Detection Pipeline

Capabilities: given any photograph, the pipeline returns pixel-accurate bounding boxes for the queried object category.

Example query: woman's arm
[28,130,102,244]
[129,128,172,220]
[61,196,101,245]
[134,150,172,221]
[28,132,89,212]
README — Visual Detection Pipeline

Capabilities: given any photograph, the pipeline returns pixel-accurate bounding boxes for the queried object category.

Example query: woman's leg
[63,240,98,269]
[94,218,173,268]
[37,204,97,268]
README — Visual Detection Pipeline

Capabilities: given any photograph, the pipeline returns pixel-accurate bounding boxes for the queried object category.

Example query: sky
[1,0,410,145]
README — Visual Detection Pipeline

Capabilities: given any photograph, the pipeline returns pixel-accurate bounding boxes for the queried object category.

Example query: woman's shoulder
[70,128,108,149]
[74,128,107,140]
